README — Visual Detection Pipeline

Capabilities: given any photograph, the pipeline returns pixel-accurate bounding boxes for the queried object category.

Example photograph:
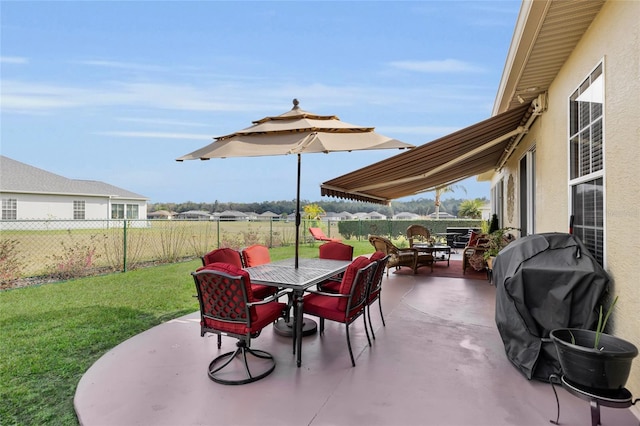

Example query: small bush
[0,239,23,285]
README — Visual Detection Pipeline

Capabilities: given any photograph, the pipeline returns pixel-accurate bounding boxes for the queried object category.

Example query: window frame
[2,198,17,220]
[568,60,605,266]
[73,200,86,220]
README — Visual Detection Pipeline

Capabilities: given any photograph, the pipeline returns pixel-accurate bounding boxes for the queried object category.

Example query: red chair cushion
[251,284,277,300]
[338,256,371,310]
[319,242,353,260]
[369,251,386,262]
[242,245,271,267]
[202,248,243,267]
[203,300,285,335]
[303,292,346,323]
[320,280,341,293]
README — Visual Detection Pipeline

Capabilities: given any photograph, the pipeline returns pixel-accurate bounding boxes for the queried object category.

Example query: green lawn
[0,240,373,425]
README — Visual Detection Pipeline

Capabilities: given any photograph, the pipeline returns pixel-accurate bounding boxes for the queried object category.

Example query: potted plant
[550,296,638,391]
[483,227,517,270]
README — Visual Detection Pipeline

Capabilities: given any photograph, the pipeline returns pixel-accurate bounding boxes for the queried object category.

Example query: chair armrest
[304,289,349,298]
[248,288,291,306]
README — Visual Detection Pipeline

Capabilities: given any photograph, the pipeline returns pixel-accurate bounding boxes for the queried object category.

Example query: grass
[0,240,373,425]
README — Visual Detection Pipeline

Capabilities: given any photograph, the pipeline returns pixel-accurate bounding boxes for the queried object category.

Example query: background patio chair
[191,263,287,385]
[241,244,271,267]
[317,241,354,292]
[202,247,275,300]
[201,247,243,268]
[406,224,431,247]
[462,231,490,274]
[302,256,376,366]
[309,227,341,242]
[368,235,418,276]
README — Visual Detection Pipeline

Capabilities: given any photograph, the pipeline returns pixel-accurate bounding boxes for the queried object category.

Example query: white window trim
[567,59,606,267]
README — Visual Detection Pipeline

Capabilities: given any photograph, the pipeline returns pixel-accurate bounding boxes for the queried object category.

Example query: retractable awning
[321,102,538,205]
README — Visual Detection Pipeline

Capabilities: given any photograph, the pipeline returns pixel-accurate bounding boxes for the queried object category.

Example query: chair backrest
[338,257,376,318]
[319,241,354,261]
[368,253,390,301]
[335,256,371,311]
[407,225,430,246]
[192,263,256,334]
[242,245,271,267]
[201,247,243,267]
[368,235,397,255]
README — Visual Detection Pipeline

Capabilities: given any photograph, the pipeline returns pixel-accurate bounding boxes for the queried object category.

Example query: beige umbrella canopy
[177,99,413,266]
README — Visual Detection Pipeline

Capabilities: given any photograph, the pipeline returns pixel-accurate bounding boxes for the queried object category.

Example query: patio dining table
[244,258,351,367]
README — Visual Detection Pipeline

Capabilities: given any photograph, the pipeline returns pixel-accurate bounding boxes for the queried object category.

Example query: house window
[126,204,139,219]
[569,62,604,265]
[2,198,17,220]
[519,148,536,236]
[111,204,125,219]
[73,201,85,220]
[491,179,504,227]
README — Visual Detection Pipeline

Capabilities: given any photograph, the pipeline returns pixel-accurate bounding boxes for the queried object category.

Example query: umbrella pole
[295,153,301,268]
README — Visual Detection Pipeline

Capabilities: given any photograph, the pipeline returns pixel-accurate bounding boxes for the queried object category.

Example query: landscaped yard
[0,241,373,425]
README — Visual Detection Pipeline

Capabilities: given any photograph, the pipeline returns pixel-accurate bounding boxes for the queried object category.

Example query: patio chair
[241,244,271,267]
[368,235,418,276]
[406,224,431,247]
[462,231,490,274]
[202,247,275,300]
[317,241,354,292]
[201,247,243,268]
[309,227,341,242]
[302,256,376,366]
[192,262,287,385]
[365,251,390,340]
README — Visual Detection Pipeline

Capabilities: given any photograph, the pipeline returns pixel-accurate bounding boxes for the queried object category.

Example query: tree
[434,184,466,219]
[458,199,483,219]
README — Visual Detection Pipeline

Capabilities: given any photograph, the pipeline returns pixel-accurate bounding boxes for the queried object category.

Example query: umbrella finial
[292,98,300,110]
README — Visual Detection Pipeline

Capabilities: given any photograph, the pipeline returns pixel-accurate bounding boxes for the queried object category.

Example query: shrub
[0,239,23,285]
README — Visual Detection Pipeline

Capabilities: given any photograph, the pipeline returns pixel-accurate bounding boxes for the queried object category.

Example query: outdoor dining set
[191,241,389,385]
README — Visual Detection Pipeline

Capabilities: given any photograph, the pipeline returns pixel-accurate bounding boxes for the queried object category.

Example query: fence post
[269,218,273,248]
[216,220,220,248]
[123,220,128,272]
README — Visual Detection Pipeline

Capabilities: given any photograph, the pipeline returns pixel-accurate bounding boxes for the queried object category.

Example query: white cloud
[0,56,28,64]
[94,131,212,140]
[389,59,484,73]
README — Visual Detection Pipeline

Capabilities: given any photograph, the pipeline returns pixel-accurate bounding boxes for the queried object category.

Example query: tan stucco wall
[491,0,640,406]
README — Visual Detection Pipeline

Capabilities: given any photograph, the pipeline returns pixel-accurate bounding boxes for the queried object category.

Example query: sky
[1,1,522,205]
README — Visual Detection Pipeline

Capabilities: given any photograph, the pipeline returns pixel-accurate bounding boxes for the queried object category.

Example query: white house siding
[490,0,640,405]
[1,193,148,230]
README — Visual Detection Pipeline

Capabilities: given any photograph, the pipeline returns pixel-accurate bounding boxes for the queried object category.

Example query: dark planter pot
[550,328,638,391]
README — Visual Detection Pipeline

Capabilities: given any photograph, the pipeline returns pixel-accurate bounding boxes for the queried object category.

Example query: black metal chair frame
[366,255,390,340]
[192,269,287,385]
[303,261,376,367]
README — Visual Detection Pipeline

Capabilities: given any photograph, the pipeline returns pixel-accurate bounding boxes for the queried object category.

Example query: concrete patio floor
[74,255,639,426]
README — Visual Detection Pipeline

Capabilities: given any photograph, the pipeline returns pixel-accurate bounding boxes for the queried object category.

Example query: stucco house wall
[490,0,640,406]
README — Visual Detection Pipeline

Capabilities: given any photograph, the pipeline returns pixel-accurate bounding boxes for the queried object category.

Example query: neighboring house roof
[217,210,248,218]
[148,210,174,218]
[259,211,279,218]
[0,155,147,200]
[427,211,456,219]
[394,212,420,220]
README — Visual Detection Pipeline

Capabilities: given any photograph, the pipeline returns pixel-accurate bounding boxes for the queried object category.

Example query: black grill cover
[494,232,610,382]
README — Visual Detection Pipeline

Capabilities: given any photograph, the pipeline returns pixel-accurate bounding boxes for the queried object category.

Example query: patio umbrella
[177,99,413,267]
